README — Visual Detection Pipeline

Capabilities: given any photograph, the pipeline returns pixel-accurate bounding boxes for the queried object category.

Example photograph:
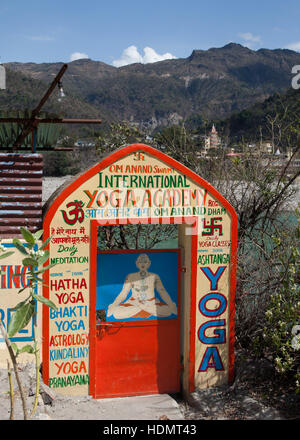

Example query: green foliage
[43,150,80,177]
[10,343,35,356]
[0,240,14,276]
[0,110,63,149]
[153,124,193,152]
[7,227,57,342]
[96,122,146,153]
[262,209,300,392]
[0,228,58,419]
[218,88,300,147]
[8,301,36,338]
[0,245,14,261]
[0,68,103,143]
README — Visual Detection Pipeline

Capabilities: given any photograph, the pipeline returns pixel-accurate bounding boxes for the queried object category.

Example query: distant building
[259,141,274,154]
[203,124,220,155]
[209,124,219,149]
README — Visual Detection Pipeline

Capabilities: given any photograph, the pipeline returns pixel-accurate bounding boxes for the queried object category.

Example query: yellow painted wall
[0,239,42,368]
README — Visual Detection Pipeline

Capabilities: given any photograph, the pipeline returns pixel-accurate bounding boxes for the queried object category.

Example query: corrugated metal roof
[0,153,43,238]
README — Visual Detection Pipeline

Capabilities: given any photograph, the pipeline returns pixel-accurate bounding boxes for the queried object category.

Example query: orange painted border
[189,218,198,392]
[42,144,238,391]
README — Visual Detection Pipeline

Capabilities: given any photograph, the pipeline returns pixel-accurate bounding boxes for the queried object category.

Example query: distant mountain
[214,86,300,144]
[0,68,105,139]
[4,43,300,131]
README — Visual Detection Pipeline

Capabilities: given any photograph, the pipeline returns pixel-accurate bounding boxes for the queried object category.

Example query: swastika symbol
[202,217,223,236]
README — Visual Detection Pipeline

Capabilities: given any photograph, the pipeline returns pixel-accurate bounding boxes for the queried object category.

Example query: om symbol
[61,200,85,225]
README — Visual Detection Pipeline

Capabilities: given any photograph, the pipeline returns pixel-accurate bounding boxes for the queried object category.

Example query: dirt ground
[179,349,300,420]
[0,349,299,421]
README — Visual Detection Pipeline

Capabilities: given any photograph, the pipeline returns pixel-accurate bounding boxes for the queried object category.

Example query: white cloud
[70,52,89,61]
[112,46,143,67]
[143,47,176,64]
[238,32,261,48]
[239,32,261,43]
[285,41,300,52]
[112,45,176,67]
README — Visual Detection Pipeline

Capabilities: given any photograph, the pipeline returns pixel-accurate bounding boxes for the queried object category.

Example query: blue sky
[1,0,300,65]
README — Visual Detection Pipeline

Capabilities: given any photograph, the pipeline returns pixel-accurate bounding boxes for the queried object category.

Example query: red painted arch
[42,144,238,390]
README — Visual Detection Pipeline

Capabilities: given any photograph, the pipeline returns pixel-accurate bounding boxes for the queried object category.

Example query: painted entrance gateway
[42,144,238,397]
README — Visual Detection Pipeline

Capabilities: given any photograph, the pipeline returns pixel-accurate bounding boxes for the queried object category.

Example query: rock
[187,386,230,418]
[159,415,170,420]
[240,396,262,413]
[39,382,56,405]
[255,407,283,420]
[184,383,286,420]
[235,394,283,420]
[186,392,211,416]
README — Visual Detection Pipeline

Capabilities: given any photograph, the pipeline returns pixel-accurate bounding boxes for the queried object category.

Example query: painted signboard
[0,241,40,366]
[42,144,237,396]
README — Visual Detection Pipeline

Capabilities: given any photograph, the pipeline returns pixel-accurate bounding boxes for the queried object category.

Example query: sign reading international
[42,144,238,396]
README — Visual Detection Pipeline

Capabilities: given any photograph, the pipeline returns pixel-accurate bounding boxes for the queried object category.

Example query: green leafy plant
[0,241,14,266]
[262,208,300,392]
[0,227,56,419]
[0,110,63,149]
[96,122,145,154]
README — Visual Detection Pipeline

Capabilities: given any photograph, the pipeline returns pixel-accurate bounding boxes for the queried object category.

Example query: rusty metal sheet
[0,153,43,238]
[0,186,42,194]
[1,177,42,186]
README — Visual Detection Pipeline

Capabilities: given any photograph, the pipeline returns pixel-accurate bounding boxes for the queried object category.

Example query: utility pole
[0,63,102,152]
[12,64,68,150]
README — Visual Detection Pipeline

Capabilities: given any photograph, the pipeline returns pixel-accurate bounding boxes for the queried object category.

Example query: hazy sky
[1,0,300,65]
